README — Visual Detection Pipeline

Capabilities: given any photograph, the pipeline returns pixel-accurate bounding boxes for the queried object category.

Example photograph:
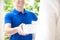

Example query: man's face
[14,0,25,7]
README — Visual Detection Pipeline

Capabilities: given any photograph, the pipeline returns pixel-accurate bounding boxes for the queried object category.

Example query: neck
[15,6,24,13]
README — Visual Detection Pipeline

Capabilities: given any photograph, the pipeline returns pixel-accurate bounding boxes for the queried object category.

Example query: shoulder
[25,9,36,15]
[5,10,14,16]
[5,11,13,18]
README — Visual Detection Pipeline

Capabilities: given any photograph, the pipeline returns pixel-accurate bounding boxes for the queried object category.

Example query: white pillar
[56,1,60,40]
[35,0,59,40]
[0,0,4,40]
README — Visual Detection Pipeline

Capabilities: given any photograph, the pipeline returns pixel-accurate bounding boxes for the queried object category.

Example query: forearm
[5,23,28,36]
[5,27,18,35]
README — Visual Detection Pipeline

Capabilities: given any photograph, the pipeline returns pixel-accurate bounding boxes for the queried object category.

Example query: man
[4,0,38,40]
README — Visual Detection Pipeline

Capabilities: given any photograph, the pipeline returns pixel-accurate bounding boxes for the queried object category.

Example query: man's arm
[4,23,26,35]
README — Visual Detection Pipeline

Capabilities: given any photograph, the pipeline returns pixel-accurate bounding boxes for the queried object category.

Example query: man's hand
[16,23,27,36]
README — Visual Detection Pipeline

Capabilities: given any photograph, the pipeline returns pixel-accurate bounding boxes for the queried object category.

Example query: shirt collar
[12,8,27,15]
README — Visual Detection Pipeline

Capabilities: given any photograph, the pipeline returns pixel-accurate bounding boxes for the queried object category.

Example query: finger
[18,32,27,36]
[18,30,27,36]
[20,23,25,30]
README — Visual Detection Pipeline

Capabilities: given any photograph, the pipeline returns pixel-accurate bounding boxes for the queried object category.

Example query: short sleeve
[4,13,12,24]
[31,13,38,21]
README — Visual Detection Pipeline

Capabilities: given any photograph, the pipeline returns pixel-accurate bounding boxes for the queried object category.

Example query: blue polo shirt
[5,8,38,40]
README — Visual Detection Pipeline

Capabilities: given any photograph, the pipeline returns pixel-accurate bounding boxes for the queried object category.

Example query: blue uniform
[5,9,38,40]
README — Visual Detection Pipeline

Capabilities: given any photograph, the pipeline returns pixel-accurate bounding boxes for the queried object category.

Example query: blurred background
[4,0,40,15]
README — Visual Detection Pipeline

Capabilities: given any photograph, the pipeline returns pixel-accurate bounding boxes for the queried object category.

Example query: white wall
[0,0,4,40]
